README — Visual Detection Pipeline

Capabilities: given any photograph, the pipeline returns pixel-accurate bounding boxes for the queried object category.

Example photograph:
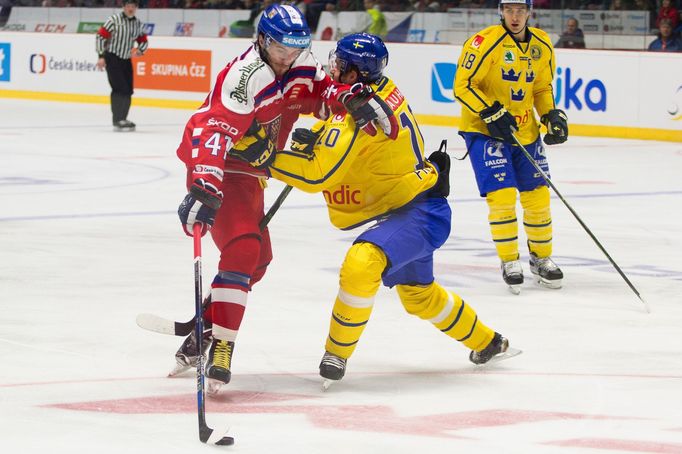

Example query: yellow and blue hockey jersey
[454,25,557,144]
[267,77,439,230]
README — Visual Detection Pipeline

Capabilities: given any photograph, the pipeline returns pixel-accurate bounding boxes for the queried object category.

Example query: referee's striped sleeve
[95,13,147,59]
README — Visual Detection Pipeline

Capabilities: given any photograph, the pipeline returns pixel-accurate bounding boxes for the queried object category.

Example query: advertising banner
[0,33,679,140]
[133,48,211,92]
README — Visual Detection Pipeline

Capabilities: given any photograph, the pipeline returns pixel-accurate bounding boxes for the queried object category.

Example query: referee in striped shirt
[96,0,148,132]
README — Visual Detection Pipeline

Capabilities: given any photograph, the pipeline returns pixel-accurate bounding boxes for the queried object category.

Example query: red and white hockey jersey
[177,46,346,187]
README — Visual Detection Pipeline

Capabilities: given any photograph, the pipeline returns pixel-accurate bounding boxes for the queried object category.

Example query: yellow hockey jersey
[454,25,556,144]
[268,77,439,230]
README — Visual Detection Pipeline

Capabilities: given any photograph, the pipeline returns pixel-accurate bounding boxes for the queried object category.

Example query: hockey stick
[259,184,293,230]
[192,223,234,445]
[512,134,650,313]
[136,184,295,336]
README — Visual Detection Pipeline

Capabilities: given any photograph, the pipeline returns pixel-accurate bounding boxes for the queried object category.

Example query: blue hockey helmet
[329,33,388,83]
[257,4,311,50]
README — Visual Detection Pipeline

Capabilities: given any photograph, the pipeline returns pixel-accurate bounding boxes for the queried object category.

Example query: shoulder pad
[220,56,270,114]
[529,27,552,46]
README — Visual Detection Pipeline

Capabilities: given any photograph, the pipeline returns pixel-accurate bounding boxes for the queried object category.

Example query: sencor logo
[431,62,457,103]
[29,53,46,74]
[281,36,310,47]
[0,43,10,82]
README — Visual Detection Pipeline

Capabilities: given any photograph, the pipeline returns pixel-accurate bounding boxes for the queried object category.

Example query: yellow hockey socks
[397,282,494,352]
[486,187,519,262]
[325,242,387,359]
[520,185,552,258]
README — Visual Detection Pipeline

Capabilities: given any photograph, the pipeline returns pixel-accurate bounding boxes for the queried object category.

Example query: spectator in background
[675,9,682,36]
[580,0,606,9]
[364,0,387,37]
[656,0,679,30]
[648,17,682,50]
[306,0,336,32]
[609,0,632,9]
[555,17,586,48]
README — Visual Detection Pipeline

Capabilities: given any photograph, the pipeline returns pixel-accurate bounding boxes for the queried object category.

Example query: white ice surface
[1,99,681,454]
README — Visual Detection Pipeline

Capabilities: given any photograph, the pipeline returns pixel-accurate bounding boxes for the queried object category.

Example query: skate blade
[533,276,562,289]
[485,347,523,364]
[322,379,335,391]
[167,363,191,377]
[207,378,225,395]
[507,284,522,295]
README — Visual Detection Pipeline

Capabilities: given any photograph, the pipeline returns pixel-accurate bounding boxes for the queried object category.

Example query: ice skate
[113,120,135,132]
[529,252,563,289]
[470,332,515,365]
[168,327,212,377]
[205,339,234,395]
[319,351,346,390]
[501,260,524,295]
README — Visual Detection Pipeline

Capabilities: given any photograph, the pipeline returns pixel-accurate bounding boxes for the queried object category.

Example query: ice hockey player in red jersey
[173,3,397,394]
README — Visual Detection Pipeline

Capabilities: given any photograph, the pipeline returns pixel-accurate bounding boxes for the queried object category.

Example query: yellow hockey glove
[230,121,276,169]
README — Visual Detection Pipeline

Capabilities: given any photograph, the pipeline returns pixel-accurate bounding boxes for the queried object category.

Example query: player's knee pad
[486,187,517,213]
[486,187,519,261]
[339,242,387,298]
[520,185,550,211]
[218,233,262,276]
[520,186,552,255]
[396,282,448,320]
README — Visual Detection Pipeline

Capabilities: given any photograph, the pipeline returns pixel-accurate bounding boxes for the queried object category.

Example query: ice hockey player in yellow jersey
[263,33,514,384]
[454,0,569,294]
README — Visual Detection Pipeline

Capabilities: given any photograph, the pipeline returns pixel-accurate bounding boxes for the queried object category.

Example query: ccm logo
[323,185,361,205]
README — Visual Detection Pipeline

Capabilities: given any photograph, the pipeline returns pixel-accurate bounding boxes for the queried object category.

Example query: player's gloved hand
[178,178,223,237]
[230,120,276,169]
[427,139,451,197]
[290,125,325,159]
[541,109,568,145]
[340,83,399,140]
[479,101,518,143]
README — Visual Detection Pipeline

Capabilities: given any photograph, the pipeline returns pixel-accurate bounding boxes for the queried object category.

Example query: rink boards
[0,32,680,141]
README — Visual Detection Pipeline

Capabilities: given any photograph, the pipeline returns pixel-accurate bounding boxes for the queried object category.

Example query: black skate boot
[501,260,524,295]
[168,327,212,377]
[206,339,235,394]
[319,351,347,389]
[529,252,563,289]
[469,332,509,365]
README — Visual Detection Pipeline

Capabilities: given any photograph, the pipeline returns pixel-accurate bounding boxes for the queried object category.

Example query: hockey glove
[340,83,399,140]
[289,125,324,160]
[178,178,223,237]
[230,120,276,169]
[479,101,518,143]
[427,139,451,197]
[541,109,568,145]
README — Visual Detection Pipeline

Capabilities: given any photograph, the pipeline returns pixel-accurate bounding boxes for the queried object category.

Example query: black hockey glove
[230,120,276,169]
[479,101,518,143]
[340,83,399,140]
[178,178,223,237]
[427,139,451,197]
[541,109,568,145]
[290,126,324,159]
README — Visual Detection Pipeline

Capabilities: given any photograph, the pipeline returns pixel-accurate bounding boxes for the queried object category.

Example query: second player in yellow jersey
[267,33,515,384]
[454,0,570,294]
